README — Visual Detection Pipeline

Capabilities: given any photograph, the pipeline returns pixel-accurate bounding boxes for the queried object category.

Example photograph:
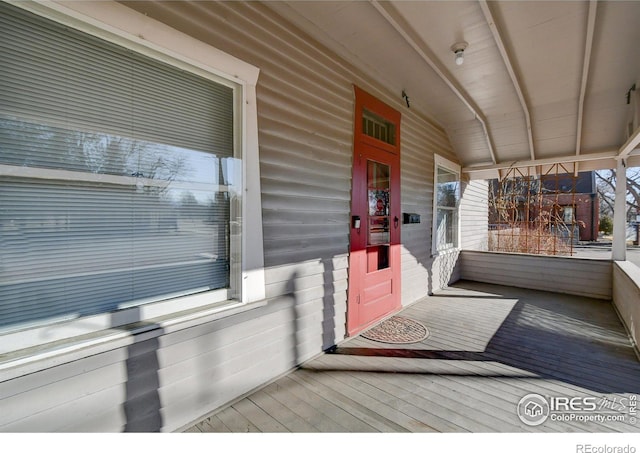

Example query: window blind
[0,2,238,332]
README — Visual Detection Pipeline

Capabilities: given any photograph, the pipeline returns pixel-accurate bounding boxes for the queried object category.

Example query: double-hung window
[0,1,264,351]
[432,155,461,253]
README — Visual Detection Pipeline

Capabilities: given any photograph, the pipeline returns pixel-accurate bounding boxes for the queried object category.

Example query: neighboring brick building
[489,171,600,242]
[538,172,599,242]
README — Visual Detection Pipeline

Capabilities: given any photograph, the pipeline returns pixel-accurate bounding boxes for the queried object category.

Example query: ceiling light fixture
[451,41,468,66]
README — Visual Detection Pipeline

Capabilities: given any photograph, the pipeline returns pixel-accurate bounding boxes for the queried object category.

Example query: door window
[367,160,390,270]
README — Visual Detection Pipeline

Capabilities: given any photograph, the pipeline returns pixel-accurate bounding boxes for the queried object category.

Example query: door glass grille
[362,109,395,145]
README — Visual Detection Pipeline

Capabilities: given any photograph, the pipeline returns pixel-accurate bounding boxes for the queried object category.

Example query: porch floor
[185,281,640,433]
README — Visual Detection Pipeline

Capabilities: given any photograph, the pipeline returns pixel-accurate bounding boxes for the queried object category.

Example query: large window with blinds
[0,2,244,334]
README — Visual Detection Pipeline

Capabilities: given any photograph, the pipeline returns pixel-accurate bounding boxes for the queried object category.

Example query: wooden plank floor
[185,281,640,433]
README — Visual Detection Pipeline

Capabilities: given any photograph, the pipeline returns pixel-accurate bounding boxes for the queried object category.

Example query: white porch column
[612,158,627,261]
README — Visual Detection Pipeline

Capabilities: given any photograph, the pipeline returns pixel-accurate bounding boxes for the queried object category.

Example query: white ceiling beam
[370,0,497,164]
[618,125,640,159]
[575,0,597,158]
[478,0,535,162]
[462,148,619,174]
[574,0,598,176]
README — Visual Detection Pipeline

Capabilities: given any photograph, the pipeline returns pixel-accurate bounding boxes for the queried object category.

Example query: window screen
[0,2,240,332]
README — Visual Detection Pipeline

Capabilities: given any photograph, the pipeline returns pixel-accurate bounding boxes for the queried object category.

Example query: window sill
[0,298,267,383]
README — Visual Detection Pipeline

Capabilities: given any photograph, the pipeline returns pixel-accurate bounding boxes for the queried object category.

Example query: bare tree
[488,174,577,255]
[596,168,640,221]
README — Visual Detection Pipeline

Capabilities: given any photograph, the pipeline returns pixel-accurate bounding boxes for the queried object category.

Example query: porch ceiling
[266,1,640,177]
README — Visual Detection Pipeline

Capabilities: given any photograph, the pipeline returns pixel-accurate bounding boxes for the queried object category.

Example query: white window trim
[432,154,461,255]
[0,0,266,358]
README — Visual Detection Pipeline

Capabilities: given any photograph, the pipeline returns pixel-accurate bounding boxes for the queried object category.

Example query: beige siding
[460,179,488,251]
[1,300,331,432]
[400,96,458,302]
[430,250,462,294]
[612,261,640,353]
[461,251,612,299]
[0,350,128,432]
[0,1,458,432]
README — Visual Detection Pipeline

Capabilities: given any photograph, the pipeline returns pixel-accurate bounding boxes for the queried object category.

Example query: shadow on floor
[322,280,640,395]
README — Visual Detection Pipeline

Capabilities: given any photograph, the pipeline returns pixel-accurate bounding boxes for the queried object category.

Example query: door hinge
[357,294,360,304]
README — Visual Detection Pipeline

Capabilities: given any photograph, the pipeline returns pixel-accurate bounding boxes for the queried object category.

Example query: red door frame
[347,86,402,336]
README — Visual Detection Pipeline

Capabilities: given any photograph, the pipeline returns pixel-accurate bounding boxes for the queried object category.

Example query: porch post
[612,158,627,261]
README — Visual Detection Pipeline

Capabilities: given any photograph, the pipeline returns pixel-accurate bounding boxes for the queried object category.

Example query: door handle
[394,216,399,228]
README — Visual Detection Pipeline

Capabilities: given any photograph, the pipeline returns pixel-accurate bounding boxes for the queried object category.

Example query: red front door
[347,87,401,336]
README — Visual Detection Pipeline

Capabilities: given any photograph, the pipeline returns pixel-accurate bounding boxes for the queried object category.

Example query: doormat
[360,316,429,344]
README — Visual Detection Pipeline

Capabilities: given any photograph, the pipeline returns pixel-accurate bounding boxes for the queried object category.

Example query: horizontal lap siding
[460,180,488,251]
[0,1,458,432]
[401,112,458,300]
[157,302,338,431]
[612,262,640,352]
[432,250,462,293]
[461,251,612,299]
[0,357,127,431]
[234,0,354,375]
